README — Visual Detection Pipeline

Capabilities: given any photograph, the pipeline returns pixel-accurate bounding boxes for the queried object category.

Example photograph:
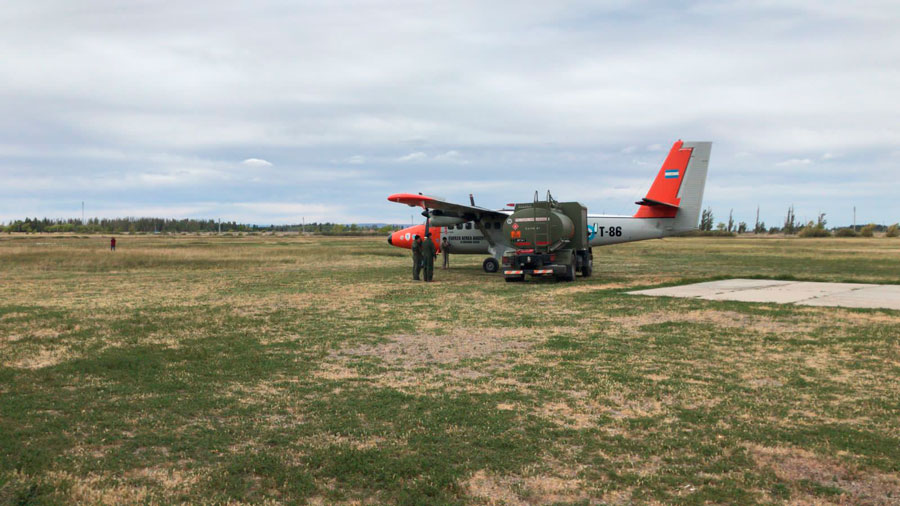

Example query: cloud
[775,158,814,167]
[433,150,469,164]
[0,1,899,225]
[396,152,427,162]
[241,158,273,168]
[393,150,469,164]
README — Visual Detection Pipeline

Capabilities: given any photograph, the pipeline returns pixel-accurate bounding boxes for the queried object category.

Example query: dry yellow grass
[1,234,899,504]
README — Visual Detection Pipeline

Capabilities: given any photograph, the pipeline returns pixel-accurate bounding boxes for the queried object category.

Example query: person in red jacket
[110,237,116,251]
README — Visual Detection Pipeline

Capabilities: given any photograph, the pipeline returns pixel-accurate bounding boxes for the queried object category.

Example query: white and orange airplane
[387,140,712,273]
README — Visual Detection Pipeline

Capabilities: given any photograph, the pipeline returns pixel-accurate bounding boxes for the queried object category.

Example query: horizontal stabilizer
[635,198,680,209]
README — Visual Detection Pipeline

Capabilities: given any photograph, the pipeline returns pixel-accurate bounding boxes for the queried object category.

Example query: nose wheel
[482,257,499,273]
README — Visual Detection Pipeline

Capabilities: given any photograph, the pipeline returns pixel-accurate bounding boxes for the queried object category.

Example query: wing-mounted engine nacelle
[427,215,467,227]
[422,209,467,227]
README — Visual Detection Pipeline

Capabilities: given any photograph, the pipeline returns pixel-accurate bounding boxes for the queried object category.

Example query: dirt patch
[464,469,587,505]
[745,377,784,388]
[126,466,202,491]
[465,470,523,505]
[605,395,667,420]
[314,327,546,393]
[6,346,72,369]
[534,390,671,429]
[44,470,150,504]
[41,465,202,503]
[538,401,598,430]
[601,488,635,505]
[612,309,813,335]
[521,474,585,503]
[2,325,67,343]
[229,380,286,403]
[337,328,533,366]
[551,282,630,294]
[827,309,900,326]
[0,312,30,320]
[289,432,394,454]
[314,362,360,381]
[747,444,900,504]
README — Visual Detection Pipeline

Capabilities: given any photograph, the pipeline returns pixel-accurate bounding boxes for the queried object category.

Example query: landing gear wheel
[505,274,525,283]
[483,257,499,273]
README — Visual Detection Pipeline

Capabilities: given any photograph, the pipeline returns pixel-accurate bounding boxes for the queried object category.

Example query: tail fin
[633,140,712,231]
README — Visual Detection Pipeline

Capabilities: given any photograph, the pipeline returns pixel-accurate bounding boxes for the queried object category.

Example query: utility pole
[81,201,85,226]
[853,206,856,231]
[755,205,760,234]
[302,216,305,235]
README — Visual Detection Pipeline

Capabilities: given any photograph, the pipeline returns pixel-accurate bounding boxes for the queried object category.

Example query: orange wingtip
[387,193,438,206]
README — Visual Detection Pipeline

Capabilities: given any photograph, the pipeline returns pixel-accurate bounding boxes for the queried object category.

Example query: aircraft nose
[387,235,393,245]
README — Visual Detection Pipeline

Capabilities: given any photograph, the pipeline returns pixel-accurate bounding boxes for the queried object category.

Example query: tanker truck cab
[502,192,593,282]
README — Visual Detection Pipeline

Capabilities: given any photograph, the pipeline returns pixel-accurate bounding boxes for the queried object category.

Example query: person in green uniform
[441,236,451,269]
[423,232,437,282]
[412,235,423,280]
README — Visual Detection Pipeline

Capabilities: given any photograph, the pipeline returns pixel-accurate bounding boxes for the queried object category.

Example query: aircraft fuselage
[388,214,675,257]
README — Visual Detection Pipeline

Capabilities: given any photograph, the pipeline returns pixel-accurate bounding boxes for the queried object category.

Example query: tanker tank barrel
[502,195,590,282]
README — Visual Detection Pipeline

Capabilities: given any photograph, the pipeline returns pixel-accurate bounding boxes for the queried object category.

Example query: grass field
[1,234,899,504]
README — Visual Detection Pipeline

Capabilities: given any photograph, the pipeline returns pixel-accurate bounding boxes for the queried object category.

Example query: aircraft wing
[387,193,508,221]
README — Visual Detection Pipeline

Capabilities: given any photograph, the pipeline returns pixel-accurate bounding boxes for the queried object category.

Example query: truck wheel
[581,253,593,277]
[561,256,576,282]
[556,253,577,281]
[483,258,499,273]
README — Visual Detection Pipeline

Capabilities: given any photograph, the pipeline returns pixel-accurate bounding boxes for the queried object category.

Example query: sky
[1,0,898,227]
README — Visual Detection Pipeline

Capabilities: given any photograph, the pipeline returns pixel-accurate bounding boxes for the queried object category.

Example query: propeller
[417,193,432,244]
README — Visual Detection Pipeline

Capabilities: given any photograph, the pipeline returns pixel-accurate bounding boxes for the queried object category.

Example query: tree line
[5,211,897,238]
[1,217,401,235]
[698,207,899,237]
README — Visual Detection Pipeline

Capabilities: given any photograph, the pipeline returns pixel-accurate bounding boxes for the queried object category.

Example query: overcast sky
[1,0,898,227]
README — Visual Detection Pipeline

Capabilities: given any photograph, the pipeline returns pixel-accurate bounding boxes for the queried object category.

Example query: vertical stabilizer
[634,140,693,218]
[632,140,711,231]
[672,141,711,231]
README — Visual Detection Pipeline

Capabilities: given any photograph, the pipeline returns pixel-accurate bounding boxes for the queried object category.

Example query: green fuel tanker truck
[501,192,592,282]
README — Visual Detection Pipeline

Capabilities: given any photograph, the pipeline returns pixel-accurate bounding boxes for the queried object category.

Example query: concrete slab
[631,279,791,299]
[700,281,871,304]
[628,279,900,311]
[799,284,900,310]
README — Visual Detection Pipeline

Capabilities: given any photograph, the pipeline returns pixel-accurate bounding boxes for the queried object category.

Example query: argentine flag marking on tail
[664,169,679,179]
